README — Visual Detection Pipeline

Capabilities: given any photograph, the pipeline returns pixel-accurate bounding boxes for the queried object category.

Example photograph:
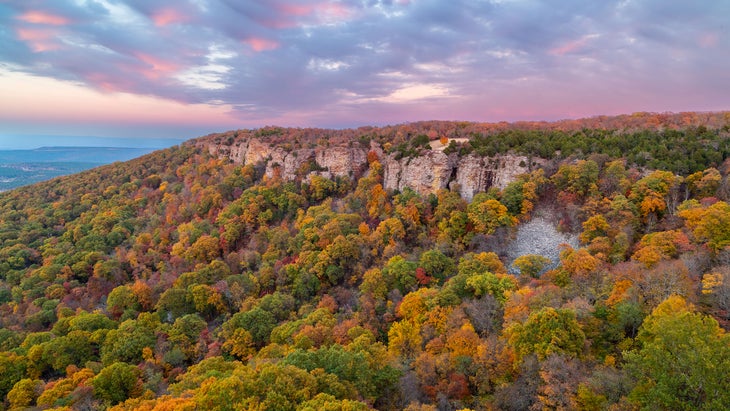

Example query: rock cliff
[197,135,538,200]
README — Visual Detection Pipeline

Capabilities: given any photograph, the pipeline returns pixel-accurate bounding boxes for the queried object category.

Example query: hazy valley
[0,147,163,192]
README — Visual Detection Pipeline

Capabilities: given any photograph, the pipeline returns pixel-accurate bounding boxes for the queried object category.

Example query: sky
[0,0,728,145]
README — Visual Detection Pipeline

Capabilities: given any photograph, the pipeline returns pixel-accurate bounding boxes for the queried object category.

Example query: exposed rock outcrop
[198,135,539,200]
[453,154,537,200]
[383,150,455,195]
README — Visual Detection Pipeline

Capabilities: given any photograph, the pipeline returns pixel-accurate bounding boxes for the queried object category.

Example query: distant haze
[0,135,184,150]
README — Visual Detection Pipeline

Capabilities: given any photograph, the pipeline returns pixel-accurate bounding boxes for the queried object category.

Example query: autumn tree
[686,167,721,198]
[512,254,551,278]
[551,160,599,198]
[508,307,585,360]
[629,170,682,226]
[679,200,730,252]
[559,246,600,280]
[702,266,730,316]
[467,194,515,235]
[625,295,730,409]
[7,378,42,410]
[631,230,692,268]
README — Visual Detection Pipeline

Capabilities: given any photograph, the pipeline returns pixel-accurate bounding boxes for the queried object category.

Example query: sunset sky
[1,0,728,144]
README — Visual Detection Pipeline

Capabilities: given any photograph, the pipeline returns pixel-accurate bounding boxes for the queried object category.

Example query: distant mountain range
[0,146,161,191]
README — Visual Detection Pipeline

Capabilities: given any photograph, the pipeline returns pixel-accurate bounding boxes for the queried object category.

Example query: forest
[0,113,729,410]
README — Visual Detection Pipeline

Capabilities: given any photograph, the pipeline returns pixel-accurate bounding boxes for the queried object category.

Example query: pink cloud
[84,72,126,93]
[134,53,180,79]
[549,40,585,56]
[277,3,314,16]
[318,2,353,20]
[244,37,280,52]
[698,32,719,48]
[549,35,597,56]
[265,1,355,28]
[151,8,190,26]
[16,27,62,52]
[16,10,70,26]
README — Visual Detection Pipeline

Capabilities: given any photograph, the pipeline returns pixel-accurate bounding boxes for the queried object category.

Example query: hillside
[0,147,160,192]
[0,112,729,410]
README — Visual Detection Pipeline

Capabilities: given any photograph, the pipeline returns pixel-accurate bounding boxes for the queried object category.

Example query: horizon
[1,1,728,142]
[0,135,185,150]
[3,108,729,150]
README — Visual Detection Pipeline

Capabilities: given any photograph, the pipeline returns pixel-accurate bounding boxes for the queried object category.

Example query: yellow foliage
[423,306,452,336]
[631,245,662,268]
[650,294,694,318]
[580,214,610,244]
[142,347,154,361]
[388,320,422,359]
[680,201,730,251]
[560,246,599,278]
[358,222,370,236]
[606,279,633,306]
[702,272,724,295]
[398,288,438,322]
[640,192,665,216]
[468,198,515,234]
[445,324,480,359]
[222,328,256,360]
[367,184,389,218]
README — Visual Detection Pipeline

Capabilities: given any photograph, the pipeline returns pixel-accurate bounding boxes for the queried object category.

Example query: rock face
[383,151,455,195]
[453,155,536,200]
[203,139,369,181]
[198,137,537,200]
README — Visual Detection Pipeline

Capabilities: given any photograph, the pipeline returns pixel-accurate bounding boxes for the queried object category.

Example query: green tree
[509,307,585,360]
[382,255,418,294]
[101,313,159,365]
[625,295,730,410]
[156,287,195,322]
[41,330,96,373]
[552,160,599,198]
[92,362,142,406]
[464,272,516,302]
[0,352,27,400]
[418,249,456,284]
[106,284,141,320]
[169,314,207,363]
[222,307,276,348]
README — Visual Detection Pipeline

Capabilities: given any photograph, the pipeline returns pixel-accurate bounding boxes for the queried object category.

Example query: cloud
[0,0,728,131]
[151,8,191,26]
[17,10,71,25]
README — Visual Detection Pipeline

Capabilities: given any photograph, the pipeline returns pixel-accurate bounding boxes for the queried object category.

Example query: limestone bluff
[194,125,542,201]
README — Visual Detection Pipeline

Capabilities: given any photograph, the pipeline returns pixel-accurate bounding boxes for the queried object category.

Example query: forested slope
[0,114,729,410]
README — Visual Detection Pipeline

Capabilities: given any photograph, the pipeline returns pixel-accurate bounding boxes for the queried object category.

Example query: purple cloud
[0,0,727,129]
